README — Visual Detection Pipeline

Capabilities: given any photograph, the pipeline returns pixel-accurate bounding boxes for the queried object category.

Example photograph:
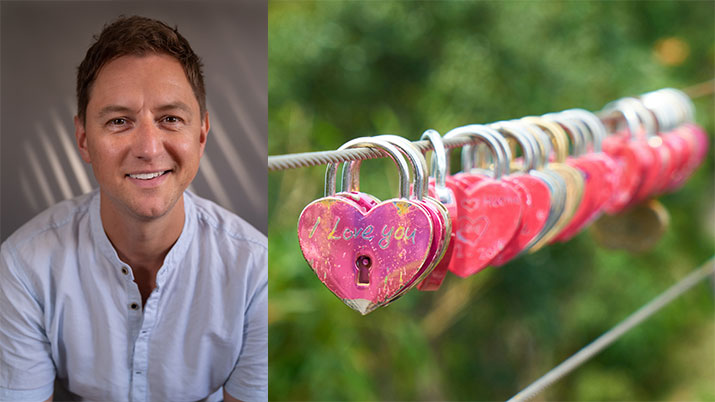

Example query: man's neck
[100,193,185,287]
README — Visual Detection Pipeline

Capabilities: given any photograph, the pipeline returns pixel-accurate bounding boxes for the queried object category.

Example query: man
[0,16,267,401]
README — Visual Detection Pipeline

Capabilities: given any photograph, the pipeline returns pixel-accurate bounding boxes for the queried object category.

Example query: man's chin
[101,189,184,223]
[127,198,183,221]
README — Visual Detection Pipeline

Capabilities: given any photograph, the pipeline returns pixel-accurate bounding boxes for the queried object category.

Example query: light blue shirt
[0,190,267,401]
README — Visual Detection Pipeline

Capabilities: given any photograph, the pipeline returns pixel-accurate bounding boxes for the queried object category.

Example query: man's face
[75,53,208,221]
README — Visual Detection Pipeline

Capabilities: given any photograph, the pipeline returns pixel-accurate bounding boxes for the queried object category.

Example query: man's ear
[198,110,210,158]
[74,115,92,163]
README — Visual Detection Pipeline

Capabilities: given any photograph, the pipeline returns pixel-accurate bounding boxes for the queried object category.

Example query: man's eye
[108,118,127,126]
[163,116,183,124]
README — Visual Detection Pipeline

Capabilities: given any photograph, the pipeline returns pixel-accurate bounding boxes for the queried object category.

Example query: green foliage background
[268,2,714,400]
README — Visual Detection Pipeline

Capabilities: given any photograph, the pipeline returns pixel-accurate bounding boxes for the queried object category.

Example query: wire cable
[268,81,714,171]
[507,256,715,402]
[268,137,475,171]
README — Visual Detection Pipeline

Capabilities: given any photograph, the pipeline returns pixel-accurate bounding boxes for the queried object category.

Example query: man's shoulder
[186,191,266,250]
[2,191,96,252]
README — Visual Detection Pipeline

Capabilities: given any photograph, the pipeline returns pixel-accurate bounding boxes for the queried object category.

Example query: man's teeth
[129,171,166,180]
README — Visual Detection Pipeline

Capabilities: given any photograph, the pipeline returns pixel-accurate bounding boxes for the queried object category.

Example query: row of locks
[297,88,709,315]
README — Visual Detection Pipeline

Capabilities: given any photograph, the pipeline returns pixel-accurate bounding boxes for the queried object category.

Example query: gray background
[1,0,267,241]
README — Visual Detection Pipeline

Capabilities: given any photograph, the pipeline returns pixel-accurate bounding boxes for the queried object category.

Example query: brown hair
[76,15,206,123]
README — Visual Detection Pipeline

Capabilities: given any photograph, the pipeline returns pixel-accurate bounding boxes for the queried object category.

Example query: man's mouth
[127,170,171,180]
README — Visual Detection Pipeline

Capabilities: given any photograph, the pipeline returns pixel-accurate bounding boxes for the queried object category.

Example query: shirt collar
[89,190,196,274]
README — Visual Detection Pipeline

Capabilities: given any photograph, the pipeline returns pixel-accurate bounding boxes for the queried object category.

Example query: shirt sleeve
[224,246,268,402]
[0,242,56,400]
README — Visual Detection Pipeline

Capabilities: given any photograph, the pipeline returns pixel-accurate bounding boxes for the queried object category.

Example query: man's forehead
[87,54,198,114]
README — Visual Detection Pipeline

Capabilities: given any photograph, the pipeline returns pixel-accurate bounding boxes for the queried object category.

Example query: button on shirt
[0,190,267,401]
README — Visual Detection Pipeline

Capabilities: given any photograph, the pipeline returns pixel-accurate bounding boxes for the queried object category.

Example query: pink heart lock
[297,138,434,315]
[372,134,450,300]
[442,125,523,277]
[416,129,457,292]
[600,98,657,212]
[486,121,551,265]
[544,114,611,242]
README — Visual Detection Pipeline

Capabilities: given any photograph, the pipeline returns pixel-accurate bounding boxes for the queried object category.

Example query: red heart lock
[489,173,550,265]
[438,125,525,277]
[417,179,457,291]
[417,129,457,292]
[660,129,691,191]
[670,123,709,189]
[602,135,642,213]
[446,172,522,276]
[486,121,553,262]
[551,157,604,242]
[649,137,677,196]
[629,138,663,205]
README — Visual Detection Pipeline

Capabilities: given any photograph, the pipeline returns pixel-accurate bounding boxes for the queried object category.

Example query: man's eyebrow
[97,105,135,118]
[155,102,193,115]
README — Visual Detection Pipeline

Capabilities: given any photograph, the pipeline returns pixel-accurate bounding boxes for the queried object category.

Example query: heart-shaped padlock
[418,129,458,291]
[520,117,584,251]
[641,88,705,193]
[369,134,451,299]
[601,97,667,207]
[486,121,551,265]
[442,124,524,277]
[668,123,709,190]
[541,114,604,242]
[562,108,620,229]
[547,112,614,242]
[297,138,434,315]
[516,119,568,249]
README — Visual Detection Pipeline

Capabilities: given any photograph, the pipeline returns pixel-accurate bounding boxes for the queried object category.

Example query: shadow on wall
[0,1,268,240]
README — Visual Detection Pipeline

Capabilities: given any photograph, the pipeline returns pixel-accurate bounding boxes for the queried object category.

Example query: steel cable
[508,256,715,402]
[267,80,714,171]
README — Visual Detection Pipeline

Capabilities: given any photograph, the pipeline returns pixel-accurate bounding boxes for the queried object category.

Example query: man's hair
[76,15,206,123]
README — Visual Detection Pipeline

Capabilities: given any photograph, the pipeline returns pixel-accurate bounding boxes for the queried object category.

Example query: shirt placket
[126,263,168,402]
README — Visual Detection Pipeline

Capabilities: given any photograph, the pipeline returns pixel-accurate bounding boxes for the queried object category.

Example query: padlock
[418,129,458,291]
[520,116,585,251]
[367,134,451,299]
[442,124,524,277]
[486,121,552,265]
[297,137,434,315]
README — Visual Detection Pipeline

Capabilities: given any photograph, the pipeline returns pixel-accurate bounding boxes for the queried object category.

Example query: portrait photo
[1,2,267,401]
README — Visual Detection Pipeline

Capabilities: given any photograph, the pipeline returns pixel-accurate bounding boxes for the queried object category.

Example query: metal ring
[374,134,428,199]
[443,124,511,179]
[324,137,411,198]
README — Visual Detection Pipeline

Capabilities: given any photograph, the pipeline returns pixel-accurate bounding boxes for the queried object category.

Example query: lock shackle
[543,113,587,156]
[324,137,411,198]
[372,134,428,199]
[562,109,606,152]
[517,119,552,169]
[420,129,457,206]
[462,126,513,177]
[602,97,658,140]
[444,124,510,180]
[521,116,570,163]
[641,90,676,132]
[420,129,447,187]
[641,88,694,132]
[490,120,537,172]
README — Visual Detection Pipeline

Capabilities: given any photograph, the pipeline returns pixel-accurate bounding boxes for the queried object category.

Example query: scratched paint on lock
[298,197,433,313]
[445,177,523,277]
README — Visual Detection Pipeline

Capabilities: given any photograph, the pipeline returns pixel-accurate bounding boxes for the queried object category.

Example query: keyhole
[355,255,372,286]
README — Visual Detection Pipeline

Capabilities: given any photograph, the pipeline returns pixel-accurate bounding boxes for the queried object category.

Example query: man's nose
[132,118,162,159]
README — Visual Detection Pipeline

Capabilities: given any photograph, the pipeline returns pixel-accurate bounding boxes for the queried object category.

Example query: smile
[127,170,171,180]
